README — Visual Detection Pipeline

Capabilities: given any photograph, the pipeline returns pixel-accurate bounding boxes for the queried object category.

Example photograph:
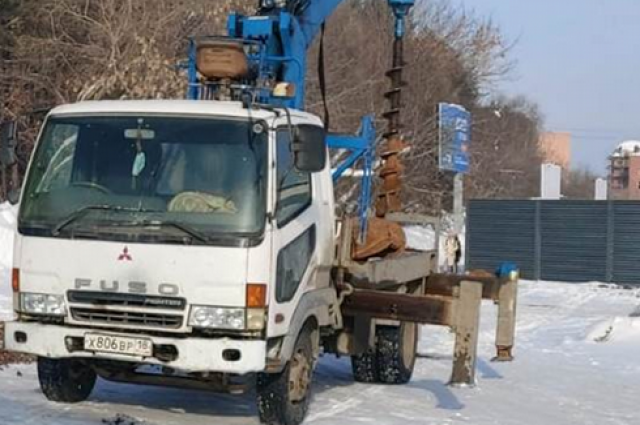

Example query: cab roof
[48,100,322,126]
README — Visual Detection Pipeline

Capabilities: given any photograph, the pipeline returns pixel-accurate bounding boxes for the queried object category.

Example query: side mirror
[7,188,20,205]
[1,120,20,205]
[292,125,327,173]
[0,120,18,167]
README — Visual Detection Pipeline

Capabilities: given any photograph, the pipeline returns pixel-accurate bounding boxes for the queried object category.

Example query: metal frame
[340,276,518,385]
[327,115,376,240]
[335,218,519,385]
[468,199,640,284]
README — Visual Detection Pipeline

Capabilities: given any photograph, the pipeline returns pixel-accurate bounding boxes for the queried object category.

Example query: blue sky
[455,0,640,175]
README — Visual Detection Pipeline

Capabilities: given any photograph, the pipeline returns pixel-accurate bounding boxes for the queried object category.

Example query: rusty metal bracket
[449,280,483,386]
[340,281,482,386]
[342,290,454,325]
[340,272,519,386]
[427,273,519,363]
[492,276,518,362]
[340,280,480,385]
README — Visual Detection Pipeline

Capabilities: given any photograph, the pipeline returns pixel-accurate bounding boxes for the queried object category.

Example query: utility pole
[453,173,464,233]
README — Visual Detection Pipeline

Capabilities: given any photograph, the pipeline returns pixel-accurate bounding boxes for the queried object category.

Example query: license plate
[84,333,153,357]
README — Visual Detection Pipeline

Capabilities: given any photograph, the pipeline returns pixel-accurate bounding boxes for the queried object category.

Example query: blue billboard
[438,103,471,174]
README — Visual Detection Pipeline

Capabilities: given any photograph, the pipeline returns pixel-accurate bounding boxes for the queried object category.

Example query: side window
[276,225,316,302]
[276,128,312,226]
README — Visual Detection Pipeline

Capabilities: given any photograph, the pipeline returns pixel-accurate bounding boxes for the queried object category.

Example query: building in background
[540,163,562,199]
[609,141,640,200]
[538,132,571,170]
[595,178,608,200]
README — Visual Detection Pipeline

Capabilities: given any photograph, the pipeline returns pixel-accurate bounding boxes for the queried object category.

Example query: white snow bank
[403,225,437,251]
[0,202,17,321]
[587,316,640,345]
[2,280,640,425]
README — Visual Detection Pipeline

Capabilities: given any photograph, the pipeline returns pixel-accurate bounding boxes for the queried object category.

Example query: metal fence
[467,200,640,285]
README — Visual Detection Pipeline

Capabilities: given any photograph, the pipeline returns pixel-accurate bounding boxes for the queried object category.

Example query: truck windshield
[19,115,268,244]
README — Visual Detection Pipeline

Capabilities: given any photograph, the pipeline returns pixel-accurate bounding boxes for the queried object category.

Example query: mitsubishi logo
[118,246,133,261]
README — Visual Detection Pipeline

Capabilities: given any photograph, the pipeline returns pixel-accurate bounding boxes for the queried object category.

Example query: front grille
[68,291,186,310]
[71,307,183,329]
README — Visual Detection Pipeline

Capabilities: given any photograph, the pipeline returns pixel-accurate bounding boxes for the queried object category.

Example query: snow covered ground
[1,281,638,424]
[1,201,639,424]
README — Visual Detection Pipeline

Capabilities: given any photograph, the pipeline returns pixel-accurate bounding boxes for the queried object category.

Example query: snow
[1,280,639,424]
[403,225,437,251]
[611,140,640,157]
[0,202,17,321]
[402,215,467,272]
[587,315,640,346]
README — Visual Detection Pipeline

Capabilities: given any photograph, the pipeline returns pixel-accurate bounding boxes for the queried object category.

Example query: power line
[570,135,630,141]
[547,126,639,136]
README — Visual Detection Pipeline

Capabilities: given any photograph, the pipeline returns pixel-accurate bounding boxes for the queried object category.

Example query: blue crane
[187,0,415,239]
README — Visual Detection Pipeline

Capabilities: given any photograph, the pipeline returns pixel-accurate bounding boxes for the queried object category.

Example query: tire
[257,327,315,425]
[37,357,97,403]
[351,349,378,383]
[376,322,418,384]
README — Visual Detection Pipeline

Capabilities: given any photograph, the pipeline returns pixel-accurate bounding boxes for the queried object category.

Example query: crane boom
[280,0,343,48]
[187,0,414,245]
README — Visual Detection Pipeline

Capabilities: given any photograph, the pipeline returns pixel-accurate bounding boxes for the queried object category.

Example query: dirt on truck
[0,323,32,366]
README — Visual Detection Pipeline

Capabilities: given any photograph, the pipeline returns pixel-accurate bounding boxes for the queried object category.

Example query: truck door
[268,125,328,337]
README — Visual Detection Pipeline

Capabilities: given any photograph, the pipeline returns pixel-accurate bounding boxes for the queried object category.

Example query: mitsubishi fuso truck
[1,2,518,425]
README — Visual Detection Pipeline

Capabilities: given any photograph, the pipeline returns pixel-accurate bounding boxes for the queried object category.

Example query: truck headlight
[21,293,67,316]
[189,306,246,330]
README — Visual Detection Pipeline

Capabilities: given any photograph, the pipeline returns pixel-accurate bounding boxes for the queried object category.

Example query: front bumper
[3,321,266,374]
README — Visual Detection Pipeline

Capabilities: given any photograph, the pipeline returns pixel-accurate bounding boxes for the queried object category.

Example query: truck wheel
[37,357,96,403]
[376,323,417,384]
[351,349,378,383]
[257,328,315,425]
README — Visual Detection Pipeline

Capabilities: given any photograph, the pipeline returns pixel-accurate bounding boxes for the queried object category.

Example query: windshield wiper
[52,205,159,236]
[114,220,210,243]
[52,205,209,243]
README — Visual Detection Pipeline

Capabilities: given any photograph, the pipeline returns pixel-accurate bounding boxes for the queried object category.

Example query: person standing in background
[455,234,462,273]
[445,232,461,274]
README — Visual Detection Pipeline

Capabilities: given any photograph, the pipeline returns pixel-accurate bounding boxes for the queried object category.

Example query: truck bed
[336,213,440,288]
[344,250,436,287]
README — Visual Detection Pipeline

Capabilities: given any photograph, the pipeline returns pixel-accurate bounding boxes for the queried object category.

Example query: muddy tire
[37,357,97,403]
[351,349,378,383]
[257,328,315,425]
[376,323,418,384]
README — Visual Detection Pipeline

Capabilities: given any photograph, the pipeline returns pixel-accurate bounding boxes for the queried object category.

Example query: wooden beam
[449,280,483,386]
[342,290,454,326]
[427,273,501,300]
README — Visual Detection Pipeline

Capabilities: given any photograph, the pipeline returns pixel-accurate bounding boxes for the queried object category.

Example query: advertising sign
[438,103,471,174]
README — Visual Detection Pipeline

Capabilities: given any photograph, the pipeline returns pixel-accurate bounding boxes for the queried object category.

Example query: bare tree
[466,96,544,200]
[306,0,519,214]
[0,0,252,192]
[563,167,599,200]
[2,0,544,209]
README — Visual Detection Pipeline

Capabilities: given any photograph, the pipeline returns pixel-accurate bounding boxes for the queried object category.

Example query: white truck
[3,99,450,424]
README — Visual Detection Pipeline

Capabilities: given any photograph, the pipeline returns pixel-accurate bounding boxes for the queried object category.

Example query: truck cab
[5,99,339,423]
